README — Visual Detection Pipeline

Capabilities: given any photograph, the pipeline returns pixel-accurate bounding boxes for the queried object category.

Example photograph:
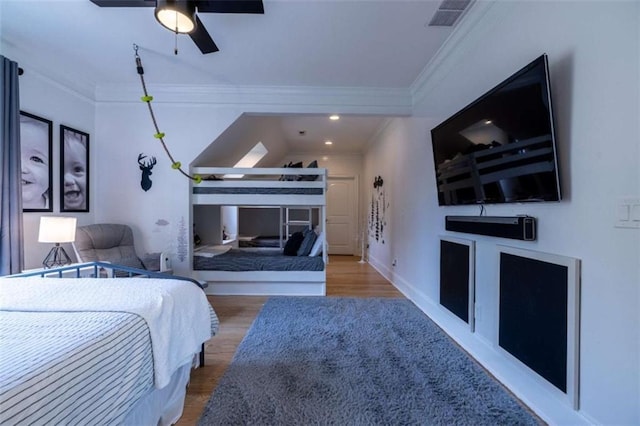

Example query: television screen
[430,54,561,206]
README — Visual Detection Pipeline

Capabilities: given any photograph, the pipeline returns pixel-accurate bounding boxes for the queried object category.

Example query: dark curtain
[0,55,24,275]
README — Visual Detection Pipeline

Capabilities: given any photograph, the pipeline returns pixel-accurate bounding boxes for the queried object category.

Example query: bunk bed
[0,262,218,426]
[191,166,328,296]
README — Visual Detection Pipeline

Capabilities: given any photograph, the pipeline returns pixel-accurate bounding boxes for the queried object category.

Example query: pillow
[297,228,318,256]
[116,256,145,270]
[114,256,146,277]
[281,161,303,181]
[283,231,305,256]
[308,231,324,256]
[193,244,231,258]
[140,252,161,271]
[288,161,303,181]
[299,160,319,181]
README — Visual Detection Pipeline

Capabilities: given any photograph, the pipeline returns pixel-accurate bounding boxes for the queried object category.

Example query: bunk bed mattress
[194,248,324,271]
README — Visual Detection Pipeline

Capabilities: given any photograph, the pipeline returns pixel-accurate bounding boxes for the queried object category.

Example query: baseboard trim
[365,259,591,426]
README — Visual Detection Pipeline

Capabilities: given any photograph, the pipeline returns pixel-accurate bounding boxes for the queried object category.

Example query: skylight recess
[224,141,268,178]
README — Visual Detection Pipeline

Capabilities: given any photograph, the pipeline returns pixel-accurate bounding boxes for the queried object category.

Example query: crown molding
[94,83,413,115]
[2,39,96,102]
[410,1,505,108]
[368,117,396,143]
[5,33,412,116]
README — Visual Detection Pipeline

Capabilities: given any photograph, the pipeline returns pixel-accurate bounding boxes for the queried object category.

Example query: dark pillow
[286,161,303,181]
[297,228,318,256]
[283,231,305,256]
[140,253,160,271]
[299,160,319,181]
[116,256,145,270]
[114,256,145,277]
[281,161,303,181]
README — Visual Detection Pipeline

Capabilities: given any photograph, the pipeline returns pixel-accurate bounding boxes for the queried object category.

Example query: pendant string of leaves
[134,44,202,184]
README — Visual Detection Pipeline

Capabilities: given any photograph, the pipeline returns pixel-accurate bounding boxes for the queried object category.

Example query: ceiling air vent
[428,0,472,27]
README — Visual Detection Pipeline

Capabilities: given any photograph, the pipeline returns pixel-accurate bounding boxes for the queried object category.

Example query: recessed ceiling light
[329,115,340,121]
[325,140,333,145]
[485,120,492,124]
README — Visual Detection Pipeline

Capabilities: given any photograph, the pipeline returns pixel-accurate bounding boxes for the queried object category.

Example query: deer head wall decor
[138,153,156,192]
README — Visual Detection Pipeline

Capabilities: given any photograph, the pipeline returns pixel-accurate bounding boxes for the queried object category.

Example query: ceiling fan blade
[89,0,155,6]
[189,15,219,54]
[196,0,264,14]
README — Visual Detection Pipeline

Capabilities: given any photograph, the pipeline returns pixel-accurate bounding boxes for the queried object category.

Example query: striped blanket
[0,311,153,424]
[0,277,219,425]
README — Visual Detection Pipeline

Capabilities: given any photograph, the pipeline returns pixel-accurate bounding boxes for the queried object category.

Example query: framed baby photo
[20,111,53,212]
[60,125,90,213]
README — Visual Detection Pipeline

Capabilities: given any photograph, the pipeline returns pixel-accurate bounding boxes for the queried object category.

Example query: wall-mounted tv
[430,54,561,206]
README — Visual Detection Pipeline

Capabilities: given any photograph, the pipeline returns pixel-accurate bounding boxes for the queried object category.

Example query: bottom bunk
[193,245,326,296]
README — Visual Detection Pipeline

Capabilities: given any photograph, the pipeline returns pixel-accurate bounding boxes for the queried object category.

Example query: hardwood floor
[177,255,403,425]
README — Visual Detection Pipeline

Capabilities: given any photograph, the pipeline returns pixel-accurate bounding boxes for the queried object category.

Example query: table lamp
[38,216,77,268]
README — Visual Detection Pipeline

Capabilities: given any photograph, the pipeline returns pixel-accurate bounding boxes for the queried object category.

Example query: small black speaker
[445,215,536,241]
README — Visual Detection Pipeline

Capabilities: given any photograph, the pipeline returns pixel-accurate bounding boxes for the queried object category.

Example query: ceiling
[1,0,472,154]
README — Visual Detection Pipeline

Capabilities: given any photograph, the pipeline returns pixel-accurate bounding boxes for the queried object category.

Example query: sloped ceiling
[193,114,390,166]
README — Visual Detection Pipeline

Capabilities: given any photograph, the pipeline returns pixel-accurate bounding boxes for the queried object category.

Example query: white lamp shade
[155,1,196,33]
[38,216,77,243]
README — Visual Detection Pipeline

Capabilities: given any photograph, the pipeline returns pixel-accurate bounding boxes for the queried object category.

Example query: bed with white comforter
[0,275,218,425]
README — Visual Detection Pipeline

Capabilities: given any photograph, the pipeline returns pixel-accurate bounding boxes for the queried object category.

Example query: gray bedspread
[194,248,324,271]
[239,236,283,248]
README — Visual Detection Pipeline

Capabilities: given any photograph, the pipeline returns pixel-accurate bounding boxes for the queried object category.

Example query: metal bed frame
[8,261,208,366]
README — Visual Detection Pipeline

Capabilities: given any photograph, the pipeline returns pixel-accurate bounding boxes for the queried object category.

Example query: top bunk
[191,167,328,206]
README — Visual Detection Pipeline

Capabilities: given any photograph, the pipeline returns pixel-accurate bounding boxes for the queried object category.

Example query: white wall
[9,62,96,269]
[93,101,244,273]
[221,205,238,240]
[239,207,281,236]
[364,2,639,425]
[280,152,365,252]
[193,205,222,245]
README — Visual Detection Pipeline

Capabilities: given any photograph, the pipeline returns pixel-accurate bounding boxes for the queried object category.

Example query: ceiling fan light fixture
[155,0,196,33]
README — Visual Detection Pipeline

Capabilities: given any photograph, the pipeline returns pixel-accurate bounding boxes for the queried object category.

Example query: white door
[326,177,357,255]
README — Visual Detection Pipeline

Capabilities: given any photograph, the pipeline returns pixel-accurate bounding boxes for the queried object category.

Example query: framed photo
[60,125,90,212]
[20,111,53,212]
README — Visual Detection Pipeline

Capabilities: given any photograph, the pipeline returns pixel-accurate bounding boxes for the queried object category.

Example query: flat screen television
[430,54,561,206]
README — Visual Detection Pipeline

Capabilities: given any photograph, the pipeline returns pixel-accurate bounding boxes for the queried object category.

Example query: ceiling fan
[89,0,264,54]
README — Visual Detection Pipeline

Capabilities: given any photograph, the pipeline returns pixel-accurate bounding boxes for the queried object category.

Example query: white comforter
[0,277,213,388]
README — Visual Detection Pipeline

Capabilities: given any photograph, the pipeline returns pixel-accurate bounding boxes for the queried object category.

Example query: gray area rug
[198,297,541,425]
